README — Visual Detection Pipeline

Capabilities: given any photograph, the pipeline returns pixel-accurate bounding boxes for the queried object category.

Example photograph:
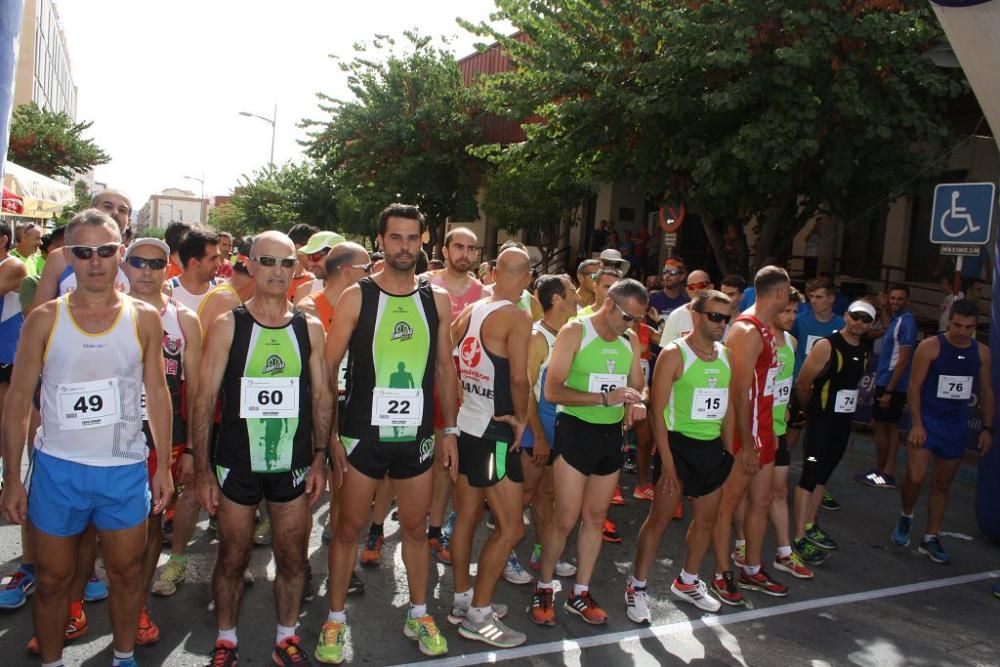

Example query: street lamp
[183,174,205,201]
[239,104,277,166]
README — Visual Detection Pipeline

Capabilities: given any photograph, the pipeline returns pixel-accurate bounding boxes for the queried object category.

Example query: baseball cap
[298,230,345,255]
[847,300,876,320]
[125,237,169,258]
[599,248,631,275]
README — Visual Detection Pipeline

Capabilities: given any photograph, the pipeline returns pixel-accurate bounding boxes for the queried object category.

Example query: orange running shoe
[27,608,88,653]
[428,536,452,564]
[136,606,161,645]
[359,533,384,567]
[611,486,625,505]
[673,500,684,519]
[565,591,608,625]
[601,518,622,543]
[529,586,556,626]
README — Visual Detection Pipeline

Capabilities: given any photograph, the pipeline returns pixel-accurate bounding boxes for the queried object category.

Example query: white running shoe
[502,552,533,585]
[671,578,722,612]
[625,586,651,624]
[555,560,577,577]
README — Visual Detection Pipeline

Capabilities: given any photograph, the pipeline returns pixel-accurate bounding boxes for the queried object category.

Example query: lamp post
[183,173,205,201]
[238,104,277,166]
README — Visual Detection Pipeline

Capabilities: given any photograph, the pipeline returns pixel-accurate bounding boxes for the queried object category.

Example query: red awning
[2,187,24,214]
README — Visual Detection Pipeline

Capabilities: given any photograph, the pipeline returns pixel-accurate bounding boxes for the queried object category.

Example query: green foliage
[302,31,482,238]
[8,103,110,179]
[134,226,165,240]
[463,0,967,270]
[52,179,92,227]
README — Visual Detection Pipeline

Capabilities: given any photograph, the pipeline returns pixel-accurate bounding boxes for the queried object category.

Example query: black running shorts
[653,431,733,498]
[340,434,435,480]
[215,465,308,506]
[554,413,623,477]
[458,432,524,487]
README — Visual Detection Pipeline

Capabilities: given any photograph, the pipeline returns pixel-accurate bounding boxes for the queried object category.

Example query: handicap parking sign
[929,182,996,245]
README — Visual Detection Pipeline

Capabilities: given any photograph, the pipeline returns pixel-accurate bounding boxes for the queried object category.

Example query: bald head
[494,247,530,295]
[250,230,295,258]
[687,270,710,285]
[91,189,132,231]
[325,241,370,279]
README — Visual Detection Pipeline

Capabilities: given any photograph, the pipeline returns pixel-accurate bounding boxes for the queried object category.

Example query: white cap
[125,237,170,258]
[598,248,631,275]
[847,300,876,320]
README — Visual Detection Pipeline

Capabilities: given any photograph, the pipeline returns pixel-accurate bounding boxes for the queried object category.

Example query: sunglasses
[305,249,329,262]
[68,243,121,260]
[848,312,874,324]
[254,255,297,268]
[351,262,373,274]
[700,311,732,324]
[126,256,168,270]
[663,269,682,277]
[612,300,640,323]
[686,281,710,291]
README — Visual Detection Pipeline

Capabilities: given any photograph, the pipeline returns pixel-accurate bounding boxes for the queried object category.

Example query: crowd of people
[0,194,995,667]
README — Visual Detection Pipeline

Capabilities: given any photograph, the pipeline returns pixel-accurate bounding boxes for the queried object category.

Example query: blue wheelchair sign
[929,182,996,245]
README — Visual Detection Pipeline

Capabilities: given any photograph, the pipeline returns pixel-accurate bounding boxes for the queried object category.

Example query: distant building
[136,189,209,232]
[14,0,77,119]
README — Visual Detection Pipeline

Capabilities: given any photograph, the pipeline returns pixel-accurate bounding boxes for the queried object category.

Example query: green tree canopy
[8,103,110,179]
[464,0,967,271]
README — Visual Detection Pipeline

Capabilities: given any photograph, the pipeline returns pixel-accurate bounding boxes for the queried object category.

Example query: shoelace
[322,621,344,643]
[534,589,554,609]
[212,642,236,667]
[279,639,306,663]
[415,616,440,638]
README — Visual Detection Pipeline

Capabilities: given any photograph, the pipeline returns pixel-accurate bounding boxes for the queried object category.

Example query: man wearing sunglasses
[193,230,332,666]
[660,270,714,344]
[320,204,459,663]
[298,242,371,333]
[122,237,203,647]
[529,279,648,626]
[648,258,689,321]
[575,259,600,308]
[791,301,873,565]
[2,209,173,667]
[293,231,345,305]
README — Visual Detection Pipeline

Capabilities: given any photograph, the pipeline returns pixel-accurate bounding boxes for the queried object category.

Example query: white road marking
[389,570,1000,667]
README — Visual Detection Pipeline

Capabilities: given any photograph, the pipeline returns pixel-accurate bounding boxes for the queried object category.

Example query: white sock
[572,583,589,596]
[41,661,64,667]
[112,650,134,666]
[218,627,237,645]
[536,580,554,590]
[743,564,761,576]
[901,511,914,519]
[469,605,492,623]
[679,569,698,585]
[454,588,473,606]
[409,603,427,618]
[276,623,296,645]
[327,610,347,623]
[734,539,746,549]
[629,576,647,590]
[776,545,793,559]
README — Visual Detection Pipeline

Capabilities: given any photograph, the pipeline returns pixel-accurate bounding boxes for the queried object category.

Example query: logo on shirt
[162,333,182,357]
[262,354,285,375]
[461,336,482,367]
[392,321,413,342]
[707,376,718,389]
[606,359,616,373]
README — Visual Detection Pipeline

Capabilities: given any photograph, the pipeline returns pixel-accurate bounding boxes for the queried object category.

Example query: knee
[36,568,74,594]
[333,514,366,544]
[499,520,525,549]
[217,542,252,572]
[931,476,953,495]
[751,490,774,511]
[580,506,607,529]
[690,510,718,533]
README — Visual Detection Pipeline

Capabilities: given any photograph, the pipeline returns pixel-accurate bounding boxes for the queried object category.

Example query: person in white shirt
[660,270,714,344]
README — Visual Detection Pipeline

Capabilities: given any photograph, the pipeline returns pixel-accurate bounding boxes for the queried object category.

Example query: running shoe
[632,484,655,501]
[625,586,651,624]
[117,658,138,667]
[891,515,912,547]
[273,635,309,665]
[208,639,238,667]
[503,552,533,585]
[84,574,108,602]
[602,519,622,543]
[348,571,365,595]
[556,560,578,577]
[529,586,556,626]
[855,470,896,489]
[731,543,747,569]
[315,619,346,664]
[737,569,788,597]
[529,543,542,571]
[152,555,186,596]
[805,523,838,550]
[565,591,608,624]
[820,490,841,511]
[429,535,453,564]
[27,609,88,653]
[447,599,509,625]
[0,567,36,609]
[253,517,272,546]
[671,578,722,612]
[359,533,384,568]
[793,537,829,566]
[673,501,684,520]
[442,510,457,539]
[485,512,496,530]
[611,486,625,505]
[458,613,527,648]
[773,552,814,579]
[918,536,950,564]
[403,614,448,657]
[527,544,576,576]
[711,572,744,606]
[135,607,160,645]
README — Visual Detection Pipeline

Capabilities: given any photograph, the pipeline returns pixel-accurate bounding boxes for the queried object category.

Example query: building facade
[136,188,209,232]
[14,0,76,119]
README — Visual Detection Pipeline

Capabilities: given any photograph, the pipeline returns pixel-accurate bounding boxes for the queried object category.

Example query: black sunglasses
[612,300,640,322]
[254,255,297,268]
[663,269,682,277]
[699,310,732,324]
[68,243,120,260]
[849,312,874,324]
[126,256,168,270]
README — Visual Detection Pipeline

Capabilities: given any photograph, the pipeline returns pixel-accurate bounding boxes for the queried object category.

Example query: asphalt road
[2,436,999,667]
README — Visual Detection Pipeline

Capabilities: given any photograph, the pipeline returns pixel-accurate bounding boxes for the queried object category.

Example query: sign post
[929,182,996,292]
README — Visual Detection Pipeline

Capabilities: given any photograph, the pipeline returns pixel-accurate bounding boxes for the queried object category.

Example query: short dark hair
[692,289,732,312]
[754,265,790,296]
[164,221,192,254]
[179,228,220,267]
[721,274,746,292]
[788,287,803,303]
[537,274,568,311]
[608,278,648,306]
[378,203,425,236]
[949,298,978,320]
[888,283,910,297]
[233,236,253,274]
[0,221,11,251]
[65,208,121,244]
[416,248,429,275]
[444,227,476,248]
[577,258,600,277]
[288,223,320,246]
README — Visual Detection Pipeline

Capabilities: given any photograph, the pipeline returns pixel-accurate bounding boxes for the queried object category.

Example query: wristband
[442,426,461,437]
[601,391,608,407]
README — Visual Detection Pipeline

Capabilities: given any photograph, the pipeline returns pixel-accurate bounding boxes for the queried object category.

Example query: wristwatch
[442,426,461,437]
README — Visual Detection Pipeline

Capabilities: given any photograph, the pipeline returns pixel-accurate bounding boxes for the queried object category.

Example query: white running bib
[692,388,728,420]
[774,378,792,406]
[140,391,148,420]
[763,367,778,397]
[805,335,823,354]
[371,388,423,426]
[834,389,859,414]
[240,377,300,419]
[936,375,972,400]
[588,373,628,402]
[57,378,122,430]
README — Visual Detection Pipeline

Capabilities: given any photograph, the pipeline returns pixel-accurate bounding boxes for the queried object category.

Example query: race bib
[57,378,122,430]
[140,391,148,421]
[371,388,423,426]
[834,389,859,414]
[805,335,822,354]
[588,373,628,401]
[936,375,972,400]
[692,387,728,420]
[763,367,778,397]
[774,378,792,406]
[240,377,300,419]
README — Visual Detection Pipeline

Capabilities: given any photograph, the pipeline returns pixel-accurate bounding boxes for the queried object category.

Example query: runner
[193,230,331,666]
[197,237,256,332]
[216,231,234,279]
[449,247,532,648]
[317,204,459,663]
[660,270,713,343]
[576,267,621,318]
[529,279,648,626]
[297,242,371,333]
[1,208,173,667]
[575,259,600,308]
[286,223,319,301]
[293,231,344,304]
[123,237,202,645]
[891,299,993,563]
[648,257,689,321]
[626,289,734,623]
[711,265,790,606]
[166,228,221,312]
[164,221,191,280]
[792,301,873,565]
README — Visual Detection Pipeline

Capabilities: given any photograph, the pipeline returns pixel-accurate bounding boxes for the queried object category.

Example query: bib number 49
[73,395,104,413]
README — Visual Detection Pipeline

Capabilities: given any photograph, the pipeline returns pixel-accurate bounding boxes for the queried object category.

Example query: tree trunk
[700,216,736,275]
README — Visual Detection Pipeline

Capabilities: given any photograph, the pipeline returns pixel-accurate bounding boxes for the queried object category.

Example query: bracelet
[601,391,608,407]
[441,426,461,437]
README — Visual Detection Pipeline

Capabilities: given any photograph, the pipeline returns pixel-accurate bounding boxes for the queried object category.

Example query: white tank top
[457,299,513,437]
[168,277,216,313]
[35,295,148,466]
[532,322,557,401]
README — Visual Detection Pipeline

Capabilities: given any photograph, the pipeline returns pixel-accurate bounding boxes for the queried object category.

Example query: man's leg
[538,457,586,582]
[926,456,962,536]
[900,448,931,515]
[268,493,311,628]
[575,471,619,586]
[212,496,256,635]
[632,477,682,582]
[140,513,161,603]
[531,465,556,548]
[770,464,792,550]
[328,469,378,613]
[874,421,901,478]
[70,526,98,606]
[684,488,723,575]
[713,465,752,571]
[30,527,81,663]
[392,468,435,607]
[427,431,452,546]
[743,463,775,568]
[635,419,653,489]
[450,475,486,595]
[99,521,147,655]
[167,486,201,558]
[473,477,525,608]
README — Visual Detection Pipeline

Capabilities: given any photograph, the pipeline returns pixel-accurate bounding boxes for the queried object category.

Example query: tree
[52,179,92,226]
[464,1,967,272]
[302,31,482,239]
[8,103,110,179]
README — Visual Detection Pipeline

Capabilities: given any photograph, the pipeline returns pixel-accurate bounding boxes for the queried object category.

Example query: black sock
[428,525,442,540]
[369,522,383,537]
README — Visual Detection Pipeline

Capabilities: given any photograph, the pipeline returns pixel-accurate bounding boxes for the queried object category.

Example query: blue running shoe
[918,536,950,564]
[84,574,109,602]
[115,658,138,667]
[891,515,912,547]
[0,567,36,609]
